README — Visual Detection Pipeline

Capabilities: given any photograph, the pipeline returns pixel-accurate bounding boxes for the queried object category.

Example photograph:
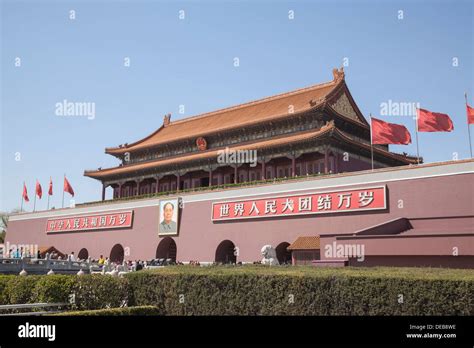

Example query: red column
[101,184,106,201]
[261,161,266,180]
[324,148,329,174]
[118,183,123,198]
[234,166,238,184]
[291,157,296,177]
[176,174,180,192]
[155,177,160,193]
[209,169,213,187]
[136,180,140,196]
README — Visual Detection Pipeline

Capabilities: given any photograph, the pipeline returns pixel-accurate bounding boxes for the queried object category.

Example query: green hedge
[71,275,129,310]
[125,266,474,315]
[1,267,473,315]
[0,274,129,310]
[0,275,9,304]
[52,306,160,316]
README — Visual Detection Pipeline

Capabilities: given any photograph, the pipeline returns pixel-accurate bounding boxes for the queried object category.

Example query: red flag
[22,183,29,202]
[467,104,474,125]
[417,108,454,132]
[35,180,42,199]
[64,177,74,197]
[371,117,412,145]
[48,177,53,196]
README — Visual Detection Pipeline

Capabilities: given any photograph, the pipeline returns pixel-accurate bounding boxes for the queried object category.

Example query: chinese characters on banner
[212,187,386,221]
[46,211,133,233]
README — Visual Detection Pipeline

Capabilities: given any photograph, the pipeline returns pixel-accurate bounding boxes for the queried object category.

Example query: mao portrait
[159,199,179,235]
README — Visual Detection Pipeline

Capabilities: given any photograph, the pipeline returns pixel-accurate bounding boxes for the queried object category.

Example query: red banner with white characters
[46,211,133,233]
[212,186,386,221]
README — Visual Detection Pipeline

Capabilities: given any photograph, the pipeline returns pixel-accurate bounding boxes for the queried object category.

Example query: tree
[0,209,20,243]
[0,212,7,243]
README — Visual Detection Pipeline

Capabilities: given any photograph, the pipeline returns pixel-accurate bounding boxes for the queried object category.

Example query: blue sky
[1,0,473,212]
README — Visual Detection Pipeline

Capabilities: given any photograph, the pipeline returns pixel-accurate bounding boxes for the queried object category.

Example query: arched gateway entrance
[275,242,291,264]
[78,248,89,260]
[110,244,124,263]
[215,240,237,264]
[156,237,177,262]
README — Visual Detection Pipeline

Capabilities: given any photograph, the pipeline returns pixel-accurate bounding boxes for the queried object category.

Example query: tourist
[98,255,105,265]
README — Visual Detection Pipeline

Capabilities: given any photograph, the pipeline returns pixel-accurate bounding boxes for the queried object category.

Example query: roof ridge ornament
[163,113,171,127]
[323,120,335,130]
[309,96,326,106]
[332,67,345,82]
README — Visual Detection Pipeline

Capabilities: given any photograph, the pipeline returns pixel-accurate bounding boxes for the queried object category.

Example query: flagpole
[465,93,473,158]
[47,177,51,210]
[21,182,24,212]
[415,108,420,164]
[62,174,65,208]
[33,181,37,212]
[369,113,374,170]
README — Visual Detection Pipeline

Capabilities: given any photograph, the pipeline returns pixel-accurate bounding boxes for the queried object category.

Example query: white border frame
[211,185,387,221]
[158,199,179,236]
[46,210,134,233]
